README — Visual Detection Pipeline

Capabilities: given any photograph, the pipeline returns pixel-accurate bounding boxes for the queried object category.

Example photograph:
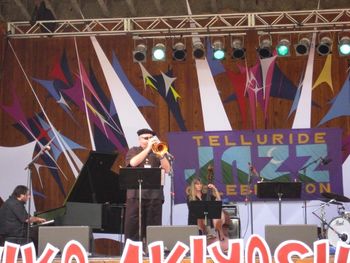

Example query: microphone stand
[300,157,322,174]
[300,157,329,224]
[166,153,175,225]
[245,166,254,235]
[24,146,49,243]
[25,166,32,243]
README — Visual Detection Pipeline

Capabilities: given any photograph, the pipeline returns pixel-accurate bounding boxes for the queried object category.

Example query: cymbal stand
[312,202,327,238]
[312,199,344,239]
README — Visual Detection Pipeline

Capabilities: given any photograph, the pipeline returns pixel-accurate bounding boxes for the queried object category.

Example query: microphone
[340,233,348,242]
[43,144,51,152]
[24,143,52,170]
[321,157,332,165]
[37,144,51,155]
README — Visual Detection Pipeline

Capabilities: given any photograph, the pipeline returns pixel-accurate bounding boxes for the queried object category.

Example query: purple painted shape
[111,52,154,107]
[0,87,30,129]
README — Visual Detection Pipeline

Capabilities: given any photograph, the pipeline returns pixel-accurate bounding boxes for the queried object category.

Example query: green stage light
[152,43,166,61]
[338,36,350,56]
[276,39,290,57]
[212,40,225,60]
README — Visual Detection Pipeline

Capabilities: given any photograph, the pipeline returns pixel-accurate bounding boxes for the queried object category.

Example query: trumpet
[151,137,168,156]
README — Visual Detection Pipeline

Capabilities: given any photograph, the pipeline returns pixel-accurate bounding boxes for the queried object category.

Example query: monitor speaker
[38,226,92,255]
[265,224,318,254]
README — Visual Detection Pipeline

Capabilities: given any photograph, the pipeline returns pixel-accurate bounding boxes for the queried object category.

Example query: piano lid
[65,151,125,204]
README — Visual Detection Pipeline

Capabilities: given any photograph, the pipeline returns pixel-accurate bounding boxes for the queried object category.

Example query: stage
[16,256,334,263]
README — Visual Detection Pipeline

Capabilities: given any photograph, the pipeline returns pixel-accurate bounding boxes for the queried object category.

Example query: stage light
[212,40,225,60]
[231,39,245,59]
[317,36,333,56]
[276,39,290,57]
[133,43,147,62]
[192,40,205,59]
[338,36,350,56]
[294,37,311,56]
[152,43,166,61]
[172,42,187,61]
[258,38,272,58]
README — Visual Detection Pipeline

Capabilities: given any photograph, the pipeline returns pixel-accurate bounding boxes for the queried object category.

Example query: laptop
[147,225,199,251]
[265,224,319,254]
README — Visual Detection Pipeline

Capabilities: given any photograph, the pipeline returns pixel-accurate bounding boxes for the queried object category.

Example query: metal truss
[6,8,350,38]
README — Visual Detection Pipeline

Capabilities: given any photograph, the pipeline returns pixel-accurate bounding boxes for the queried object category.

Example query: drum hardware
[313,198,350,246]
[337,204,346,216]
[312,199,339,239]
[319,199,343,206]
[326,217,350,247]
[321,192,350,203]
[344,212,350,219]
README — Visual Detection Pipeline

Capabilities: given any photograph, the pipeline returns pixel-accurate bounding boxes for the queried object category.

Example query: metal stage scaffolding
[6,8,350,39]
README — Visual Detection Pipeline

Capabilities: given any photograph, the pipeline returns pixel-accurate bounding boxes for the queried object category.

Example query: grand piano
[36,151,126,234]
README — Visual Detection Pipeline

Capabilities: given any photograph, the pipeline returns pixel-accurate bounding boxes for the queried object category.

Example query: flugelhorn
[151,137,168,156]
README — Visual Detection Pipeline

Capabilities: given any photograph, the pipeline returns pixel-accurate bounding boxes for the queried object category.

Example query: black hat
[137,128,156,136]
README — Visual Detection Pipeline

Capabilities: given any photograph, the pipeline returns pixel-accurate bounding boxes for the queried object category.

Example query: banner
[168,128,343,204]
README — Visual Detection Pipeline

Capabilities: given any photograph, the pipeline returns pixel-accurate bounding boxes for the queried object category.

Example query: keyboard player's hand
[29,216,46,224]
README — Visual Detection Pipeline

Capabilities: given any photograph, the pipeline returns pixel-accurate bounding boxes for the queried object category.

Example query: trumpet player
[124,128,171,243]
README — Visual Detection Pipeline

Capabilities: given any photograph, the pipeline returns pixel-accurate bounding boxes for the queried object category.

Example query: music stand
[257,182,302,225]
[189,201,222,230]
[119,167,161,241]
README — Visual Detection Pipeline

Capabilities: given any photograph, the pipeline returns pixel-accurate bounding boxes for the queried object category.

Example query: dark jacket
[0,196,28,237]
[125,146,164,200]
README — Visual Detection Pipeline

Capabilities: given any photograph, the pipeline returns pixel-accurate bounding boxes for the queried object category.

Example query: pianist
[0,185,46,247]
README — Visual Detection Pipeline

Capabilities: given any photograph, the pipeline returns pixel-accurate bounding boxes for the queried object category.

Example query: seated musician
[0,185,46,248]
[186,178,225,236]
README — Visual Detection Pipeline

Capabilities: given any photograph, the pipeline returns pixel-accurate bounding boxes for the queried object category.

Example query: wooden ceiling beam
[152,0,162,14]
[13,0,31,21]
[70,0,84,18]
[210,0,218,13]
[43,0,57,19]
[125,0,137,16]
[239,0,246,10]
[97,0,110,17]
